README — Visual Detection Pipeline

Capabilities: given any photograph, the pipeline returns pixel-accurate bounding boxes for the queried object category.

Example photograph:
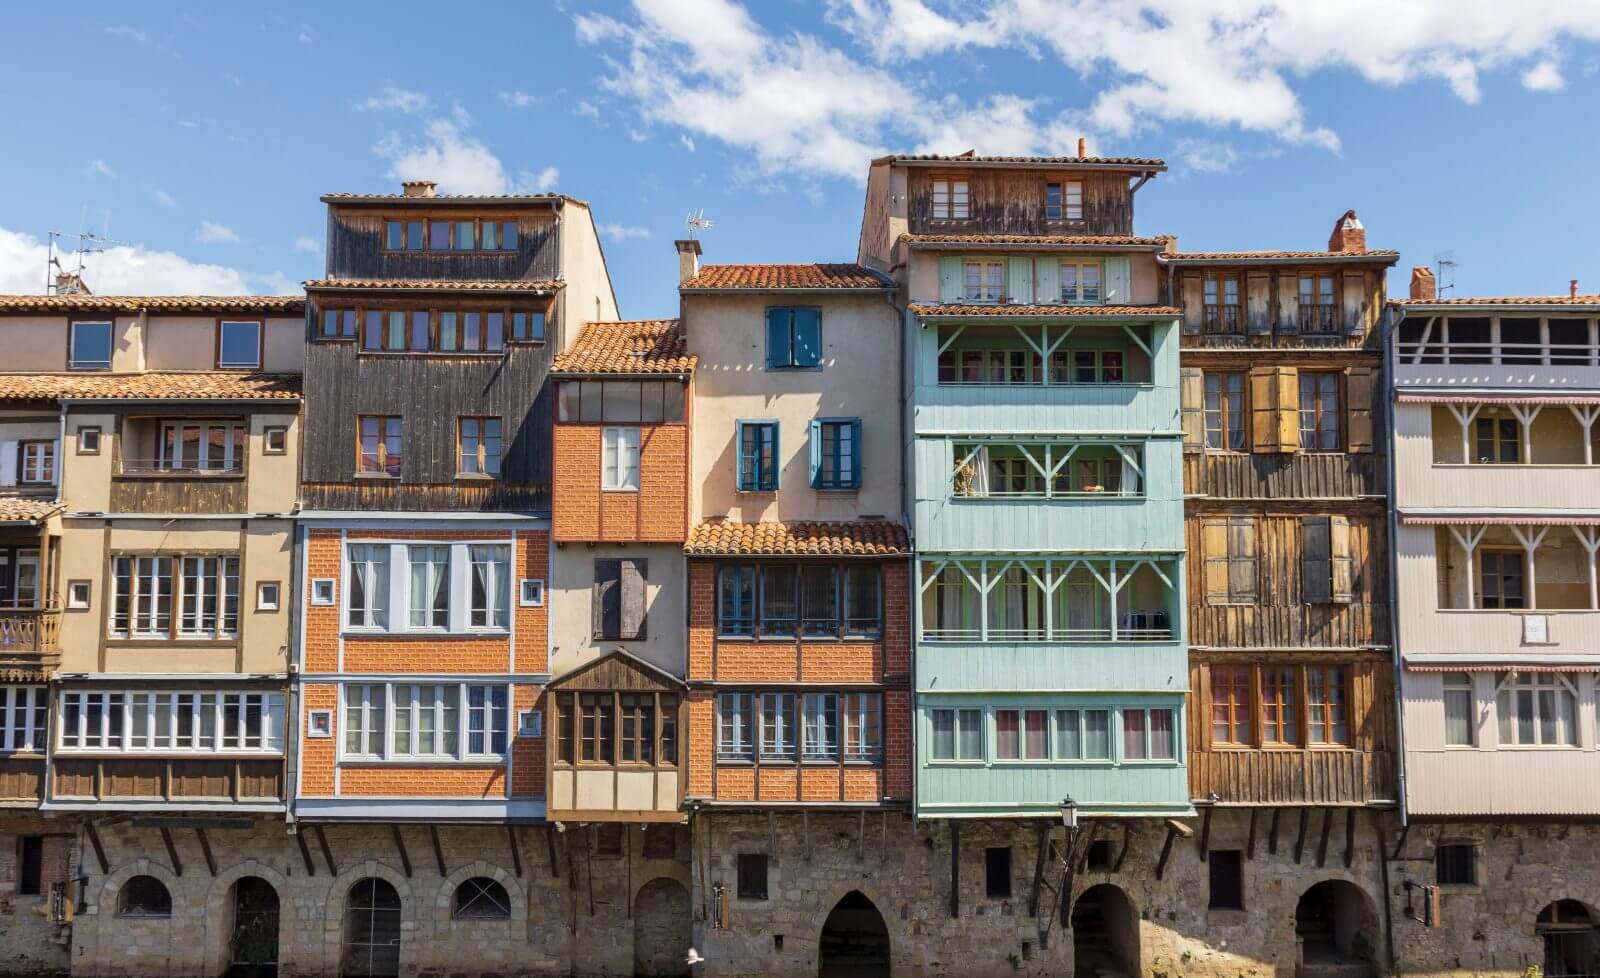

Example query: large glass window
[342,682,506,760]
[469,545,510,629]
[69,322,113,370]
[406,546,450,628]
[1496,672,1576,746]
[1204,372,1246,451]
[346,544,391,629]
[0,686,48,752]
[602,427,640,490]
[1443,672,1474,746]
[217,320,262,369]
[717,563,881,639]
[61,690,283,753]
[157,422,245,473]
[109,556,187,639]
[930,708,983,761]
[458,418,502,477]
[358,417,402,476]
[556,380,684,423]
[177,556,241,638]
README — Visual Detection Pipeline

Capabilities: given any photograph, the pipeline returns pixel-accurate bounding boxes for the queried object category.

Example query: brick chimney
[54,272,91,296]
[1327,209,1366,253]
[401,180,438,198]
[675,239,702,285]
[1409,266,1436,301]
[1572,279,1580,298]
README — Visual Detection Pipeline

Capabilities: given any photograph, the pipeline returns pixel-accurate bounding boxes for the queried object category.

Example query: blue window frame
[765,307,822,369]
[810,418,861,490]
[736,421,779,492]
[718,565,755,636]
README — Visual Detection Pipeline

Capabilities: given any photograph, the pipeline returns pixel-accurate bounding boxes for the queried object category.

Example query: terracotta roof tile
[879,154,1165,169]
[903,233,1169,248]
[681,264,894,291]
[685,520,909,557]
[909,302,1180,318]
[1160,250,1399,263]
[0,372,301,402]
[552,319,696,375]
[321,192,568,202]
[1392,294,1600,307]
[304,278,562,293]
[0,498,61,524]
[0,295,303,314]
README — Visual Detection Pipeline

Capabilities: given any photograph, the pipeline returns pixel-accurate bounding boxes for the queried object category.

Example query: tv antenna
[46,225,127,295]
[1433,251,1458,298]
[685,210,713,239]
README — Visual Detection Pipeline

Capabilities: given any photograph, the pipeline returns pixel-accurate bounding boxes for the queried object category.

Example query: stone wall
[0,814,74,977]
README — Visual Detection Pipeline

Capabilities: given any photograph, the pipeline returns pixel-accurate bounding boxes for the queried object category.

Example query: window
[1443,672,1474,746]
[601,426,640,490]
[1435,844,1477,886]
[118,876,172,917]
[311,579,335,606]
[384,218,515,253]
[553,691,673,767]
[452,878,511,919]
[843,566,881,636]
[1298,372,1341,450]
[1085,840,1115,872]
[843,692,882,761]
[263,426,288,455]
[391,684,459,758]
[1307,668,1348,745]
[812,419,861,490]
[1122,708,1176,760]
[1477,551,1525,609]
[1297,275,1337,332]
[358,416,402,476]
[357,307,519,352]
[963,260,1006,302]
[454,418,502,477]
[17,836,42,896]
[556,380,685,423]
[1202,274,1242,333]
[67,581,91,609]
[110,554,239,640]
[1045,181,1083,222]
[931,179,969,219]
[717,563,880,639]
[1261,668,1297,746]
[406,546,450,628]
[1208,851,1244,910]
[737,853,769,900]
[510,311,544,342]
[217,320,262,369]
[985,847,1012,898]
[1496,671,1576,746]
[519,578,545,607]
[575,693,615,763]
[1203,516,1257,605]
[759,693,796,760]
[69,321,112,370]
[996,709,1044,760]
[736,422,779,492]
[256,582,280,611]
[77,427,101,455]
[0,686,47,752]
[1203,373,1247,451]
[469,546,510,629]
[930,707,983,761]
[766,307,822,369]
[592,558,646,640]
[320,308,358,339]
[1060,261,1102,304]
[18,441,53,485]
[59,690,284,753]
[178,556,241,638]
[1060,350,1123,384]
[993,710,1018,760]
[346,544,390,629]
[155,422,245,473]
[1474,416,1520,464]
[802,693,839,761]
[717,692,755,761]
[1211,665,1252,746]
[341,682,506,760]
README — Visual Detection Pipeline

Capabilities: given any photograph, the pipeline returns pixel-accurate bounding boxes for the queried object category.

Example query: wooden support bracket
[1293,808,1309,864]
[1343,809,1357,869]
[1245,809,1258,860]
[391,825,413,878]
[84,820,109,875]
[1390,822,1409,861]
[545,824,561,879]
[429,825,446,877]
[949,822,961,919]
[1029,821,1050,918]
[1113,823,1132,873]
[1078,820,1101,873]
[194,827,217,877]
[314,825,337,876]
[1315,808,1333,868]
[295,827,315,876]
[1155,823,1178,881]
[507,826,523,878]
[1268,808,1281,856]
[159,826,182,877]
[1198,805,1214,861]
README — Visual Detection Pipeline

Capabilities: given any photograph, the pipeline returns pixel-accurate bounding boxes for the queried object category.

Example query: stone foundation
[0,813,74,977]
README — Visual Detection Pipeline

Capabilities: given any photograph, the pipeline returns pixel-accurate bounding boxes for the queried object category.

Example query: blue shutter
[809,419,823,488]
[763,422,779,490]
[848,419,863,488]
[793,308,822,366]
[765,308,792,369]
[735,422,748,490]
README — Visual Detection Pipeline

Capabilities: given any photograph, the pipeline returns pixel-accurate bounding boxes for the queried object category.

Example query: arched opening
[819,890,889,978]
[341,878,401,978]
[1538,900,1600,978]
[451,877,511,920]
[226,877,280,977]
[117,875,172,917]
[1068,883,1139,978]
[633,877,692,977]
[1295,880,1377,977]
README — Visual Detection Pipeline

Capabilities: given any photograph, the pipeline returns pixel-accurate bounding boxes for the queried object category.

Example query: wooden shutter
[939,256,962,303]
[1102,256,1132,305]
[792,308,822,366]
[808,419,823,488]
[620,559,648,639]
[1202,518,1230,605]
[1249,367,1281,453]
[1276,271,1299,336]
[1180,367,1205,453]
[1346,366,1374,452]
[593,559,621,639]
[1342,271,1367,336]
[1228,516,1258,602]
[1007,258,1034,304]
[1180,272,1204,335]
[1246,272,1272,335]
[765,308,791,368]
[1330,515,1354,604]
[1269,366,1300,452]
[848,418,863,489]
[1034,259,1059,305]
[1301,516,1332,604]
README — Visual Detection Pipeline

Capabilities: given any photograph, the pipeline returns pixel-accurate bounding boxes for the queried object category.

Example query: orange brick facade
[685,558,912,805]
[552,422,689,543]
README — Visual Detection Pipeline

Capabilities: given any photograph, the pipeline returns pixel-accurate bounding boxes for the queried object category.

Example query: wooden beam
[194,827,216,877]
[390,825,412,878]
[507,825,523,878]
[295,827,316,876]
[1390,823,1410,862]
[84,820,109,875]
[158,826,182,877]
[314,825,336,876]
[1197,805,1213,862]
[1293,808,1309,864]
[1155,823,1178,881]
[544,824,561,879]
[1029,821,1050,918]
[429,825,446,877]
[1113,823,1132,873]
[1315,808,1332,868]
[1268,808,1281,856]
[1343,809,1357,869]
[1245,809,1258,860]
[1078,820,1101,873]
[949,821,960,919]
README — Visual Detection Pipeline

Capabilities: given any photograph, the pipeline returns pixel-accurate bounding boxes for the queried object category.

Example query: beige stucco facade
[547,541,685,681]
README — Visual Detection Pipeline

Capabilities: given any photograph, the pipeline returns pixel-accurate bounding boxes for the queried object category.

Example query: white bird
[686,948,705,966]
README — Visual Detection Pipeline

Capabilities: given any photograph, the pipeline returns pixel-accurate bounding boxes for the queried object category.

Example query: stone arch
[93,860,192,976]
[1295,877,1380,976]
[1536,898,1600,978]
[97,858,191,918]
[201,861,296,977]
[433,860,529,941]
[321,860,419,973]
[1069,882,1140,978]
[634,877,692,978]
[818,889,891,978]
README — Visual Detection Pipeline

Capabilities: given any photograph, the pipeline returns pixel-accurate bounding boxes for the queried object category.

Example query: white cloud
[85,159,116,179]
[680,134,696,152]
[500,91,540,108]
[1523,58,1566,91]
[526,166,561,192]
[575,100,602,122]
[1174,137,1242,174]
[104,25,150,44]
[153,190,176,207]
[0,226,294,296]
[376,120,512,195]
[359,84,430,114]
[599,223,653,241]
[293,235,321,253]
[298,24,313,44]
[196,221,239,243]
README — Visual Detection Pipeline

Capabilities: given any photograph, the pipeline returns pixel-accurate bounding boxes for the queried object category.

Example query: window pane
[1056,710,1080,759]
[1123,709,1147,760]
[1023,710,1048,759]
[958,709,982,759]
[995,710,1019,760]
[1084,710,1109,758]
[1151,709,1175,759]
[801,566,838,636]
[218,322,260,368]
[71,323,113,369]
[429,221,450,250]
[760,566,797,634]
[931,709,955,760]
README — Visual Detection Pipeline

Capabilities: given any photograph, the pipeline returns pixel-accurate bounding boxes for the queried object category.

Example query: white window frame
[178,555,241,639]
[519,578,545,607]
[345,544,391,631]
[19,441,54,485]
[109,555,182,639]
[1060,260,1103,305]
[601,426,640,490]
[1496,671,1578,747]
[256,581,280,612]
[158,422,246,473]
[962,259,1006,303]
[338,681,511,762]
[929,707,984,762]
[0,686,48,752]
[1443,672,1475,747]
[310,579,335,606]
[932,179,970,220]
[406,545,451,630]
[344,540,516,635]
[57,689,283,754]
[716,692,754,761]
[469,545,510,630]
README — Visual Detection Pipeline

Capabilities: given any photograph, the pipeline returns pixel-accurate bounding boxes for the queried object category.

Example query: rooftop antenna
[1433,251,1458,298]
[685,210,713,240]
[46,226,126,295]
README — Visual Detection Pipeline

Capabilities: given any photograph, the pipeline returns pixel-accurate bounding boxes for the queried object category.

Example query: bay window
[112,554,241,640]
[717,563,883,639]
[59,690,283,753]
[552,691,677,766]
[342,682,509,760]
[1496,672,1576,746]
[0,686,47,752]
[347,540,512,633]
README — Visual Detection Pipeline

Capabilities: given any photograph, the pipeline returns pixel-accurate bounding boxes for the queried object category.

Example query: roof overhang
[1400,512,1600,525]
[1160,253,1399,268]
[1393,302,1600,315]
[877,157,1166,176]
[1397,392,1600,406]
[680,286,895,295]
[319,193,567,208]
[1406,660,1600,672]
[906,239,1166,253]
[303,280,562,296]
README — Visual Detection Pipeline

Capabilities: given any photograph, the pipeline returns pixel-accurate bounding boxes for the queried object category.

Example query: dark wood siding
[109,477,247,513]
[325,206,560,282]
[49,757,285,801]
[907,169,1132,236]
[0,757,44,801]
[1185,452,1385,500]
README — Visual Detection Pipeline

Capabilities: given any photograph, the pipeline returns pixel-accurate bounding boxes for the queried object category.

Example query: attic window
[932,179,969,220]
[1046,181,1083,222]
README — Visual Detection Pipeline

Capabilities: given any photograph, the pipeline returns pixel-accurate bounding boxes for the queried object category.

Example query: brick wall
[299,683,338,796]
[552,423,688,543]
[339,765,505,797]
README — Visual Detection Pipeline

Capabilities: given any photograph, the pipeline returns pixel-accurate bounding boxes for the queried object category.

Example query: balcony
[920,557,1180,644]
[1203,304,1242,334]
[0,606,62,676]
[1297,303,1339,334]
[1394,400,1600,510]
[1393,314,1600,390]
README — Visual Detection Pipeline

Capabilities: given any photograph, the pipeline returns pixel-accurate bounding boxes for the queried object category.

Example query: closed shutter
[808,419,823,488]
[1250,367,1281,453]
[620,559,648,639]
[1345,366,1374,452]
[593,559,621,639]
[1102,256,1131,305]
[1007,258,1034,305]
[1202,518,1230,605]
[1274,366,1300,450]
[765,308,792,368]
[939,256,962,303]
[848,418,863,488]
[1180,367,1205,453]
[1302,516,1332,604]
[1228,516,1258,603]
[0,441,17,487]
[1330,515,1354,604]
[1342,271,1366,336]
[1246,272,1272,335]
[793,308,822,366]
[1181,272,1204,335]
[1276,271,1299,336]
[1034,259,1059,305]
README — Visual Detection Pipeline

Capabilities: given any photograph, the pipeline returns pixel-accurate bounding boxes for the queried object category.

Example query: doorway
[1538,900,1600,978]
[226,876,279,977]
[341,878,401,978]
[633,877,691,977]
[1295,880,1376,977]
[818,891,889,978]
[1069,883,1140,978]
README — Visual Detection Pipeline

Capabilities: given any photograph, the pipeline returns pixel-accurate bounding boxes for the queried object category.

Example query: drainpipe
[1381,303,1406,976]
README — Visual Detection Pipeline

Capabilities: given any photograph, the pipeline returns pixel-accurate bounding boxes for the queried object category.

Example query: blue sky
[3,1,1600,318]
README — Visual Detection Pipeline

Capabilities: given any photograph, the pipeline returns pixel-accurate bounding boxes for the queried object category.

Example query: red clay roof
[0,372,301,402]
[0,498,62,524]
[681,264,894,291]
[909,303,1180,318]
[0,295,303,314]
[685,520,909,557]
[878,154,1165,170]
[903,234,1169,248]
[304,278,562,293]
[1161,250,1398,263]
[552,319,695,375]
[1392,295,1600,307]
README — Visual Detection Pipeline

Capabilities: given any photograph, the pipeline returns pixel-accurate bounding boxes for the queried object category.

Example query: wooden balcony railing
[1203,304,1242,334]
[0,607,62,674]
[1298,303,1338,333]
